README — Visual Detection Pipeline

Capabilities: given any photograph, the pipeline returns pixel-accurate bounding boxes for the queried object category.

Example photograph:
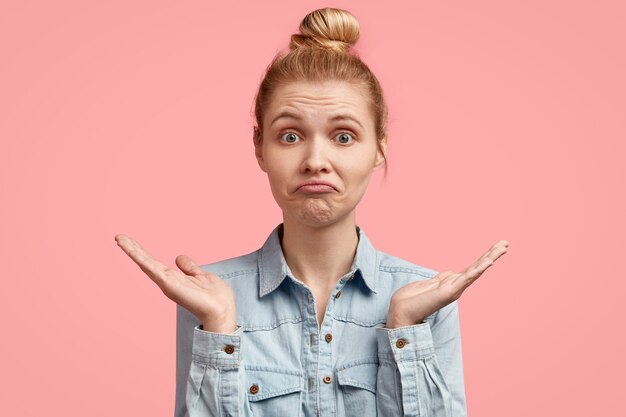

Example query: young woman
[116,7,508,417]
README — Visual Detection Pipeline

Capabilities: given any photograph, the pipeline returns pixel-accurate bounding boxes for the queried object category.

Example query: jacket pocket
[245,367,304,417]
[337,360,378,416]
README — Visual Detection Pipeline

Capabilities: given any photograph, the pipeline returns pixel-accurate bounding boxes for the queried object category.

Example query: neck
[280,212,359,291]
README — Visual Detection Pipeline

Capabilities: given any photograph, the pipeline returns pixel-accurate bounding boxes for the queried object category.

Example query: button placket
[317,283,340,417]
[302,289,320,407]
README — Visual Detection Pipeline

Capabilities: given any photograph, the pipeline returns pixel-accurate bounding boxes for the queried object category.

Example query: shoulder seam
[218,268,257,280]
[378,264,437,278]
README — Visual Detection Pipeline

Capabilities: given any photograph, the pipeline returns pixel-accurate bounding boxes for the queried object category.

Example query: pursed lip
[295,180,338,192]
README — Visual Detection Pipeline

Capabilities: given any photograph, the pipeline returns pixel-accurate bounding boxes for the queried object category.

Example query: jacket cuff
[191,324,244,367]
[376,322,436,363]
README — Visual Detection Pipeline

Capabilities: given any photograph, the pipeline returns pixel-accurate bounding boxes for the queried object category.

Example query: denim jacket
[175,223,467,416]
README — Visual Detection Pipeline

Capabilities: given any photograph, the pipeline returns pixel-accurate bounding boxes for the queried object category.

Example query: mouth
[296,181,337,193]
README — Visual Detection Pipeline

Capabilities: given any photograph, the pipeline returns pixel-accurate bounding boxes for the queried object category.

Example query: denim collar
[258,223,379,298]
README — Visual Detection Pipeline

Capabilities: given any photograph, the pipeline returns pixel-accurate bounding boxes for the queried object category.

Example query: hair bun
[289,7,360,53]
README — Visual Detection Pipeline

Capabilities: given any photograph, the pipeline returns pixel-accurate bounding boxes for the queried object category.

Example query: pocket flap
[245,367,304,401]
[336,360,378,393]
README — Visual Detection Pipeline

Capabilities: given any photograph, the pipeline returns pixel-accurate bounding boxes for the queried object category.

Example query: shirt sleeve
[175,305,255,417]
[375,300,467,417]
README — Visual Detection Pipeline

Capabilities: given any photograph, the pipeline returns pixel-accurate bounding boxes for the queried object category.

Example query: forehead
[265,80,371,123]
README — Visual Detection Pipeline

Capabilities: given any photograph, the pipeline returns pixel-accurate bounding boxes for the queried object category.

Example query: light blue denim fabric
[175,223,466,417]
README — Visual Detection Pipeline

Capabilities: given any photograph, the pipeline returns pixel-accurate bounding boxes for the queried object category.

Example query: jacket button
[324,333,333,343]
[249,384,259,394]
[335,291,342,299]
[323,375,332,384]
[395,338,407,349]
[224,344,235,354]
[348,273,355,281]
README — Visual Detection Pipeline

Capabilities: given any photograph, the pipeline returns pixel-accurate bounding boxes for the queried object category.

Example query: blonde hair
[252,7,389,175]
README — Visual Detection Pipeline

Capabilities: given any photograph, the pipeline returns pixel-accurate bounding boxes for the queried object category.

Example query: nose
[300,136,331,174]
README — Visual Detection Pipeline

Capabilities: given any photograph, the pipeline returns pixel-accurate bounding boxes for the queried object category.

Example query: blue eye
[335,132,355,144]
[280,132,300,143]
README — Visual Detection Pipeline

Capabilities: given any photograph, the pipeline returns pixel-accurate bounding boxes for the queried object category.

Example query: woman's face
[255,80,386,227]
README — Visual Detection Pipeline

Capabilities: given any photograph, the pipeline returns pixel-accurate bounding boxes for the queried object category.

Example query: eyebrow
[270,111,364,130]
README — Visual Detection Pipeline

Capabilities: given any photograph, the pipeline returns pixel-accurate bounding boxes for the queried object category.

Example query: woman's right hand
[115,234,238,334]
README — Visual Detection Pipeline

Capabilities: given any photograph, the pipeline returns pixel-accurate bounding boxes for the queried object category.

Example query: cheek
[265,163,292,196]
[344,167,375,197]
[344,161,374,183]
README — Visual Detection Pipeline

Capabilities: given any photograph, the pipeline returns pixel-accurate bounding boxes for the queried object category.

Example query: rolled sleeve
[176,304,254,417]
[191,324,244,366]
[376,307,464,417]
[376,321,435,363]
[186,324,250,416]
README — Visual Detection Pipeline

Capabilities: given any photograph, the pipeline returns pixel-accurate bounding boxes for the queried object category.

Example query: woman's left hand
[386,240,509,328]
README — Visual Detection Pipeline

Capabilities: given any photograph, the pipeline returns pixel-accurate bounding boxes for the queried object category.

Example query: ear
[253,127,267,172]
[373,136,388,171]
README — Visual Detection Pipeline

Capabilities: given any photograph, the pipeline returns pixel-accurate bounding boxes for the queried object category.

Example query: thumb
[175,254,205,276]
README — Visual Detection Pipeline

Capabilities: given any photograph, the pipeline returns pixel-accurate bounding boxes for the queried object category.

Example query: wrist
[386,315,426,329]
[202,317,238,334]
[386,308,421,329]
[201,323,238,334]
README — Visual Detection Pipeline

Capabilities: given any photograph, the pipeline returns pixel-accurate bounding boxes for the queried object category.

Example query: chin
[297,199,334,224]
[284,200,356,229]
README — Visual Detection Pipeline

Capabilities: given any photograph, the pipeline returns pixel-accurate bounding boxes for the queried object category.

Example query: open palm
[115,234,237,333]
[387,240,509,328]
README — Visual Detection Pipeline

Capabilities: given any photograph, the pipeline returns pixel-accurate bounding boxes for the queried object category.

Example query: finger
[488,242,508,263]
[175,255,206,277]
[462,240,509,274]
[474,240,507,266]
[116,234,170,277]
[116,233,154,254]
[458,244,508,286]
[435,270,457,283]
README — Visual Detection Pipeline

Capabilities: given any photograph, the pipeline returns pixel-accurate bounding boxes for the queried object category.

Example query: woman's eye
[335,132,355,145]
[280,132,300,143]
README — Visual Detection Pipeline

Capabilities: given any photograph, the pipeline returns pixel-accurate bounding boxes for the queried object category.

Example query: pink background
[1,0,624,415]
